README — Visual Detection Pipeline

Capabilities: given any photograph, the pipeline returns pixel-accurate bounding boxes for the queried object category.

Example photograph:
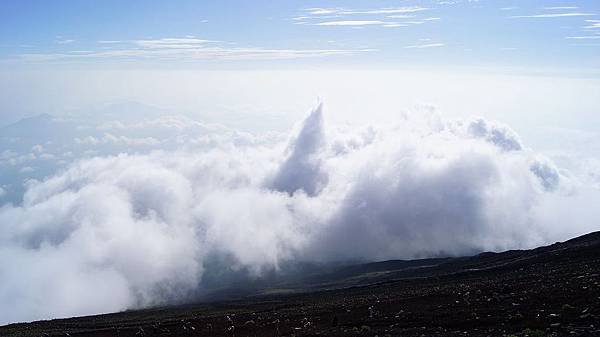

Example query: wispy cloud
[297,6,437,29]
[314,20,404,27]
[404,43,445,49]
[133,38,213,49]
[511,12,596,18]
[584,19,600,29]
[315,20,388,26]
[386,14,416,19]
[544,6,579,10]
[310,19,432,28]
[304,6,428,16]
[342,7,429,15]
[304,7,342,15]
[56,39,75,44]
[566,36,600,39]
[19,37,373,62]
[382,23,410,28]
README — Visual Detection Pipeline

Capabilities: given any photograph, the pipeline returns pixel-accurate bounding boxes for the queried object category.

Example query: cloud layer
[1,103,599,324]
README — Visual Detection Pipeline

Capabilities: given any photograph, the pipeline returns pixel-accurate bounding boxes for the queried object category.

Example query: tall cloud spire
[271,101,328,196]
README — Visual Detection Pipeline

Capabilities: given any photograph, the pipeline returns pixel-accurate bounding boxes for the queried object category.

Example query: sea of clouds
[0,102,599,324]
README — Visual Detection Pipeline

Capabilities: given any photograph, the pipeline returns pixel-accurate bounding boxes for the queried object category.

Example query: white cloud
[404,43,446,49]
[342,7,429,15]
[20,48,366,62]
[383,23,410,28]
[75,133,160,146]
[386,14,416,19]
[303,7,430,16]
[270,103,327,196]
[297,6,434,29]
[566,36,600,39]
[1,102,599,325]
[511,12,596,18]
[584,20,600,29]
[312,19,432,28]
[465,117,523,151]
[544,6,579,10]
[530,156,561,191]
[315,20,391,26]
[133,38,213,49]
[19,37,371,62]
[19,166,34,173]
[304,7,343,15]
[31,145,44,153]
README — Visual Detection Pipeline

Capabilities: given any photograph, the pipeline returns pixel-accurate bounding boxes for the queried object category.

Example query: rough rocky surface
[2,231,599,337]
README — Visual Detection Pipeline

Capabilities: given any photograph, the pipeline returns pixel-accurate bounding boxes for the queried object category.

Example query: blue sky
[1,0,600,130]
[1,0,599,69]
[1,1,600,138]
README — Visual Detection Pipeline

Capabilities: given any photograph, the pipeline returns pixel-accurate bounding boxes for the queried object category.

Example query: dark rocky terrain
[2,231,599,337]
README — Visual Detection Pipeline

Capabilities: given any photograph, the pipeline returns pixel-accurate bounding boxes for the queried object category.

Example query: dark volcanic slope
[2,232,600,337]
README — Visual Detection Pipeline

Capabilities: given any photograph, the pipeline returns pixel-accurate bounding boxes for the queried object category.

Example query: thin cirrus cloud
[304,6,429,16]
[56,39,75,44]
[18,37,372,62]
[544,6,579,10]
[564,19,600,41]
[386,14,417,19]
[584,20,600,29]
[315,20,399,27]
[510,8,600,45]
[294,6,436,29]
[510,12,596,18]
[566,36,600,39]
[404,43,445,49]
[133,38,215,49]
